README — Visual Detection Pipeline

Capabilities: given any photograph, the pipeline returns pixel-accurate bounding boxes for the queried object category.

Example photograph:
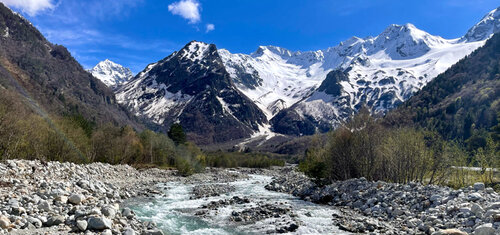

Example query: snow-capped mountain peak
[178,41,216,62]
[463,6,500,42]
[90,59,133,88]
[366,23,449,59]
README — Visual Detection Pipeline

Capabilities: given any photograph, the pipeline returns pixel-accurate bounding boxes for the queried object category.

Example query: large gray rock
[471,203,484,217]
[142,229,164,235]
[46,215,65,226]
[68,194,86,205]
[102,206,116,219]
[87,216,112,230]
[122,208,134,219]
[27,217,42,228]
[432,229,468,235]
[38,200,51,211]
[473,182,485,191]
[123,228,136,235]
[468,193,483,202]
[473,223,495,235]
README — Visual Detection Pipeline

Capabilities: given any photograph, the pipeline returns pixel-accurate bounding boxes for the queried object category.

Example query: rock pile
[266,170,500,235]
[191,184,236,199]
[0,160,170,235]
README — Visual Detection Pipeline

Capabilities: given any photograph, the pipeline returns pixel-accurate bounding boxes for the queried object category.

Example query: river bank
[1,160,498,234]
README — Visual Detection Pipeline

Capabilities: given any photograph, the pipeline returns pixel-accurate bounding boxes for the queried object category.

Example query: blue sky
[3,0,499,73]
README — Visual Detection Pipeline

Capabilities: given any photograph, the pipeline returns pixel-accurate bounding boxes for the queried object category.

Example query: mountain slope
[0,3,140,129]
[89,59,133,88]
[117,41,268,145]
[389,33,500,140]
[219,8,500,136]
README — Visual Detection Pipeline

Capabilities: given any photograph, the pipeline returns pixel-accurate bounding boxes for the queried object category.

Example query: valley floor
[0,160,499,234]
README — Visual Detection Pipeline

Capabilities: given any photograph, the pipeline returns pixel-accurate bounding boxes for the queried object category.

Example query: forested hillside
[389,33,500,148]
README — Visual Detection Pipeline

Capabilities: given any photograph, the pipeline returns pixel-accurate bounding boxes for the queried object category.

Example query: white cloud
[1,0,55,16]
[168,0,201,24]
[205,23,215,33]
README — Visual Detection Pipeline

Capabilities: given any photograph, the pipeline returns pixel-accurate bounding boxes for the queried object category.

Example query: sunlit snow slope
[89,59,134,88]
[219,7,500,135]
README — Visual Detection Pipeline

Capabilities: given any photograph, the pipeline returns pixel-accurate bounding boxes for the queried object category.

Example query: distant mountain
[389,33,500,141]
[117,41,267,145]
[89,59,133,88]
[0,3,140,129]
[113,6,500,142]
[220,7,499,136]
[462,6,500,42]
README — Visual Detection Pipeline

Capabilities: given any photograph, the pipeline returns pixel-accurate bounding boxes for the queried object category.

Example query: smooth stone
[68,194,85,205]
[102,207,116,219]
[472,203,484,217]
[468,193,483,202]
[473,183,485,191]
[77,220,88,231]
[123,228,136,235]
[142,229,164,235]
[27,217,42,228]
[122,208,133,219]
[473,223,495,235]
[102,229,112,235]
[46,215,65,226]
[87,216,112,230]
[38,200,51,212]
[432,229,468,235]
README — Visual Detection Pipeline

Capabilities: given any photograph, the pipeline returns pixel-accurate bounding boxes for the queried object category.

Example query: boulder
[102,206,116,219]
[27,217,42,228]
[38,200,51,211]
[142,229,164,235]
[46,215,65,226]
[68,194,85,205]
[87,216,112,230]
[473,183,485,191]
[471,203,484,217]
[432,229,468,235]
[123,228,136,235]
[468,193,483,202]
[122,208,134,219]
[473,223,495,235]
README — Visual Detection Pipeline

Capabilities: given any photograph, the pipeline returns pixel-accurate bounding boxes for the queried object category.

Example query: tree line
[0,90,284,175]
[299,107,499,189]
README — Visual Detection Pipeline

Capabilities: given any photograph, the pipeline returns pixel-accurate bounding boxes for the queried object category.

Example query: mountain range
[89,6,500,144]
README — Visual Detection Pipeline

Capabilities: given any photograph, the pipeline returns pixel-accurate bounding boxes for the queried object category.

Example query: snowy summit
[89,59,134,88]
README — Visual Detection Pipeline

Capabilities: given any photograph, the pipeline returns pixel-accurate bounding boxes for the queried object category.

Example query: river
[125,173,349,234]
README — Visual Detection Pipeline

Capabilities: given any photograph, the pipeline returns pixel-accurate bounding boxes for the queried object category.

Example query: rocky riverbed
[1,160,499,235]
[265,168,500,235]
[0,160,171,235]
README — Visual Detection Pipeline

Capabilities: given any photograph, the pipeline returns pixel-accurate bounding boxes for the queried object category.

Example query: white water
[125,174,349,234]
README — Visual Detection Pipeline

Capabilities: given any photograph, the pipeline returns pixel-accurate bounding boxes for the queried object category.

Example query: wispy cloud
[1,0,56,16]
[206,23,215,33]
[41,26,178,53]
[168,0,201,24]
